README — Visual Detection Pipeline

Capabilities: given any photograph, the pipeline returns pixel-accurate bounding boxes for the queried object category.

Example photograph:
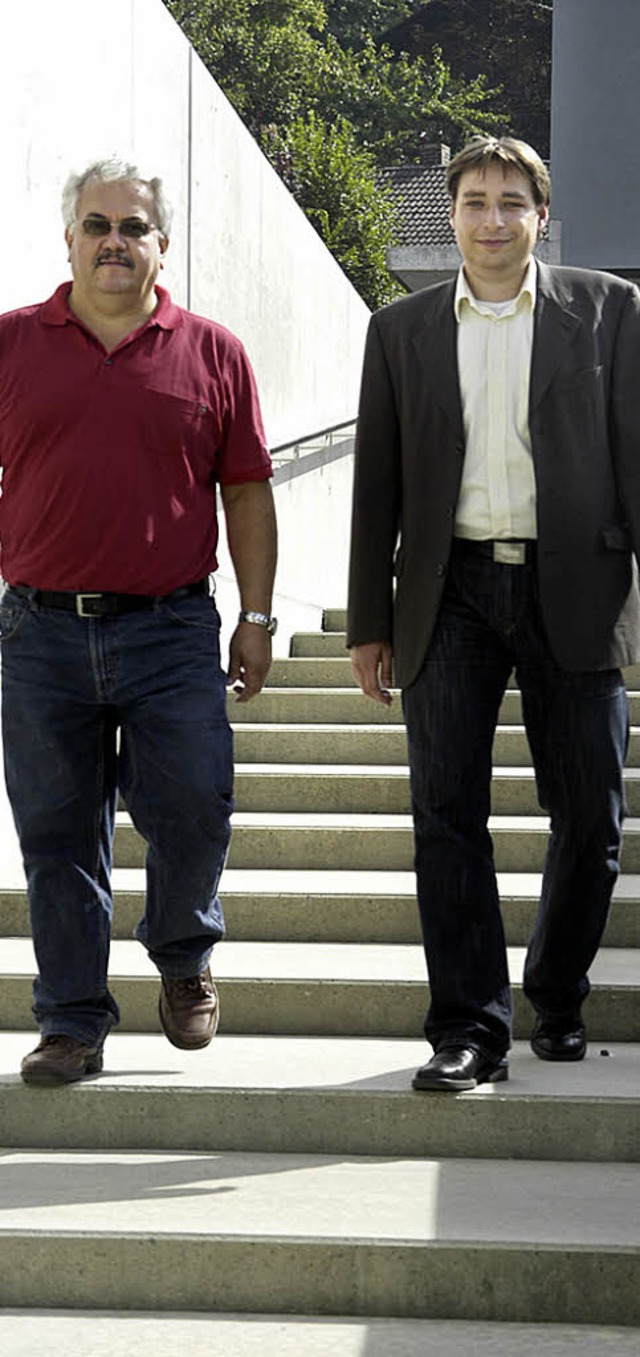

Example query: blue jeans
[402,546,628,1060]
[0,586,232,1047]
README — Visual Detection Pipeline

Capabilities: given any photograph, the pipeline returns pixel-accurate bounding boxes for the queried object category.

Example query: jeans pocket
[0,588,31,642]
[163,596,221,633]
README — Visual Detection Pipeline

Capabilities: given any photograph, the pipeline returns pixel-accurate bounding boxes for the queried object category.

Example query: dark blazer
[347,262,640,689]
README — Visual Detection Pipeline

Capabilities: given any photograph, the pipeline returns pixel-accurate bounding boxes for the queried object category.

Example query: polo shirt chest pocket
[141,390,217,474]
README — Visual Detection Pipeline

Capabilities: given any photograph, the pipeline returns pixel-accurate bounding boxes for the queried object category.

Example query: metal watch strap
[238,609,278,635]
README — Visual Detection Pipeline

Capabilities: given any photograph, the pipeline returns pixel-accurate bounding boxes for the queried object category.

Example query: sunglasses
[79,215,159,239]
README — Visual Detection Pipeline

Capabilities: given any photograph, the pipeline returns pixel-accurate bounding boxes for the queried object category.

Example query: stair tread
[235,763,640,779]
[233,720,640,732]
[0,1313,637,1357]
[115,810,640,832]
[2,1033,638,1098]
[3,937,638,985]
[3,867,640,900]
[0,1148,638,1245]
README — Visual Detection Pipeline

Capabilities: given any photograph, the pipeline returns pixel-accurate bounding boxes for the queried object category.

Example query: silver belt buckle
[76,593,103,617]
[493,542,526,565]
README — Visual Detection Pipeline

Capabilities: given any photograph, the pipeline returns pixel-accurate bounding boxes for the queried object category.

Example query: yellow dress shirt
[453,258,537,541]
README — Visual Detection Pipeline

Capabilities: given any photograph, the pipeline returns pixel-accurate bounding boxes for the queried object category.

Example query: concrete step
[323,608,347,632]
[232,763,640,816]
[113,810,640,873]
[3,1313,639,1357]
[3,939,638,1040]
[292,621,640,688]
[267,657,355,687]
[1,1033,638,1162]
[230,686,640,725]
[230,686,400,724]
[2,870,639,948]
[307,616,640,683]
[233,723,640,766]
[290,632,350,657]
[0,1151,637,1324]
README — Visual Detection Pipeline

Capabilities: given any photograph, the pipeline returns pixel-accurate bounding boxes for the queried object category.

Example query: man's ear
[537,204,549,236]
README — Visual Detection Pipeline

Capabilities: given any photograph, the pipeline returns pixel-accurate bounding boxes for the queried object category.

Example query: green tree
[164,0,507,304]
[262,113,403,308]
[325,1,415,45]
[381,0,553,156]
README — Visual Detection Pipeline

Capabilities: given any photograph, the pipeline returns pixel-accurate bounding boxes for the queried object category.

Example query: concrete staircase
[0,610,638,1354]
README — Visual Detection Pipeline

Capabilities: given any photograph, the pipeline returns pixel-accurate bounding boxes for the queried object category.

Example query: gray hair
[62,157,173,236]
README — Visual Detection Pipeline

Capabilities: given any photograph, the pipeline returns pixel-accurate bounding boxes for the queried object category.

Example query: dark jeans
[0,586,233,1047]
[401,546,628,1060]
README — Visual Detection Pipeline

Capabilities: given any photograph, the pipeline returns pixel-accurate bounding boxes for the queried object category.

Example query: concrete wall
[216,449,355,659]
[0,0,370,448]
[551,0,640,270]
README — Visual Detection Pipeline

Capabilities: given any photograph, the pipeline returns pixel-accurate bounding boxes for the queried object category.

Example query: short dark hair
[446,136,550,207]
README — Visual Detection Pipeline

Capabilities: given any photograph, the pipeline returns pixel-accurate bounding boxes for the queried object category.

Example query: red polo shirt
[0,284,271,593]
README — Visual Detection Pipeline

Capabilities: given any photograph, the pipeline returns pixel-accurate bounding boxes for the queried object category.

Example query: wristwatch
[238,609,278,636]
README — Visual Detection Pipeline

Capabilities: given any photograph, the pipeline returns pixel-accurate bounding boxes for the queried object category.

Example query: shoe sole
[20,1053,104,1087]
[412,1063,509,1092]
[158,985,221,1051]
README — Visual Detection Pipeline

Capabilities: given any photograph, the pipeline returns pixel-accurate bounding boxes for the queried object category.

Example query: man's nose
[103,224,128,246]
[484,204,506,227]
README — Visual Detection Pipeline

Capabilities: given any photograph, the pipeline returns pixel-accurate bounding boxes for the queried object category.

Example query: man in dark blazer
[347,135,640,1091]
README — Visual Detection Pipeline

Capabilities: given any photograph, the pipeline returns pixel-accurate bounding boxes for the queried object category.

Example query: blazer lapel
[530,262,584,410]
[412,282,465,441]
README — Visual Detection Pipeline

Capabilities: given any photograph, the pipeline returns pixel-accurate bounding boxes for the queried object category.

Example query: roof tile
[378,165,454,246]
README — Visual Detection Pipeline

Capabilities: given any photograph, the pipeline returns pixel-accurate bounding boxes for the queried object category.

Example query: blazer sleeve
[610,284,640,558]
[346,313,402,648]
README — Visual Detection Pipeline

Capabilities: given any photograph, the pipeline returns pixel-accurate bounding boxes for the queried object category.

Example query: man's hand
[350,641,394,706]
[227,621,272,703]
[220,479,277,702]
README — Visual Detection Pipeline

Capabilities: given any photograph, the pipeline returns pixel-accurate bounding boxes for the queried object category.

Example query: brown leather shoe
[20,1035,104,1086]
[159,967,220,1049]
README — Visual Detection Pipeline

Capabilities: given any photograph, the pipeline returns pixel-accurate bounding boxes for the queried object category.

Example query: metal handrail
[270,418,356,457]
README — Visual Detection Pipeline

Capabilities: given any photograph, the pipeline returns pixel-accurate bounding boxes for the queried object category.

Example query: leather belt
[452,539,536,566]
[11,579,210,618]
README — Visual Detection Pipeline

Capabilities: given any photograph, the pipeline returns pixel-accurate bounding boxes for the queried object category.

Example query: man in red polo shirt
[0,157,277,1085]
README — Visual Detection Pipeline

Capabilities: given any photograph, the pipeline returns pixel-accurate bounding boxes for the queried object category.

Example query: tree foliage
[163,0,507,305]
[262,113,401,310]
[382,0,553,156]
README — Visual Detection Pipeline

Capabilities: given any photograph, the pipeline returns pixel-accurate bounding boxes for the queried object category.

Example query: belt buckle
[493,542,526,565]
[76,593,104,617]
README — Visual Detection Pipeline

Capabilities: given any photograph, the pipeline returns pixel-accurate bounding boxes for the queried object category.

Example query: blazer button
[455,442,464,457]
[436,563,446,578]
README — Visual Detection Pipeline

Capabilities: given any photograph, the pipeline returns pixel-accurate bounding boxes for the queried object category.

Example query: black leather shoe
[20,1035,104,1086]
[412,1046,509,1092]
[530,1012,586,1062]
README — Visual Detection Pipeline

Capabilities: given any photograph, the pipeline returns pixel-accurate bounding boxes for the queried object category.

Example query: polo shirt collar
[454,257,537,322]
[39,282,182,330]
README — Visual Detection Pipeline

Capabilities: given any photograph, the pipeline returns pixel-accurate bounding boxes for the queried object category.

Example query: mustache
[94,250,134,268]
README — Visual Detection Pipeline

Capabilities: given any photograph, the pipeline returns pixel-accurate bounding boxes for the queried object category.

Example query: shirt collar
[454,257,537,322]
[39,282,182,330]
